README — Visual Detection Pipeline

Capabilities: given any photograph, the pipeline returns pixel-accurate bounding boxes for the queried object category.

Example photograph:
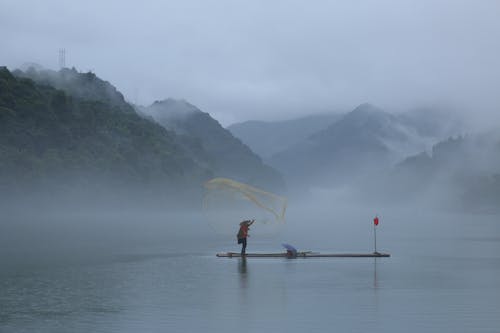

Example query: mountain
[0,67,210,207]
[396,133,500,184]
[143,98,285,192]
[227,113,342,160]
[13,66,130,110]
[393,133,500,210]
[268,103,447,188]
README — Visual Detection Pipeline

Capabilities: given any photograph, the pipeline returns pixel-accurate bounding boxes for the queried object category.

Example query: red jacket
[238,224,249,238]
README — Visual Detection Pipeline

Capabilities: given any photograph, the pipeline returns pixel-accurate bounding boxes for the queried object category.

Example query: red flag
[374,216,379,226]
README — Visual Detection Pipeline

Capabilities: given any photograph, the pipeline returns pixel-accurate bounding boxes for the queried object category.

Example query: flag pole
[373,215,379,254]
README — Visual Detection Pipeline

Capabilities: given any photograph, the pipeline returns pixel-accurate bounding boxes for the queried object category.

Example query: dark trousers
[238,238,247,255]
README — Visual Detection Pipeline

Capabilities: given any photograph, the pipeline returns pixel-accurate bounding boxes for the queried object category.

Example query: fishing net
[203,178,287,236]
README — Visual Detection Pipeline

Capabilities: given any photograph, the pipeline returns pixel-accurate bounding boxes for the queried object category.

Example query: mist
[1,0,499,269]
[2,1,500,332]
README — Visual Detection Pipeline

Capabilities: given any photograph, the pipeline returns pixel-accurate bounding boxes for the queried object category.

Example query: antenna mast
[58,48,66,69]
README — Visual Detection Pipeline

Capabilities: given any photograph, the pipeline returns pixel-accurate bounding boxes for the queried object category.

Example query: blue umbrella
[282,243,297,256]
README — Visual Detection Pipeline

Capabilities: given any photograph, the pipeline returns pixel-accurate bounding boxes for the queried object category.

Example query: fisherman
[237,219,254,256]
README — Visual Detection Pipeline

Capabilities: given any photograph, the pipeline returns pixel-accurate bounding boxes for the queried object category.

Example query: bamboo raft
[216,251,390,258]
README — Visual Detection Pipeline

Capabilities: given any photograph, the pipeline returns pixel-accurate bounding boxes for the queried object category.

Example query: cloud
[1,0,500,126]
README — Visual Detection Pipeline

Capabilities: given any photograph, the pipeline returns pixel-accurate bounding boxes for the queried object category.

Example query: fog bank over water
[0,187,477,265]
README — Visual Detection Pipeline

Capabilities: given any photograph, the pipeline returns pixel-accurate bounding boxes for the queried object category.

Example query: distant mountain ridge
[3,64,487,211]
[264,103,442,187]
[228,112,342,160]
[143,98,286,192]
[393,132,500,209]
[228,103,464,189]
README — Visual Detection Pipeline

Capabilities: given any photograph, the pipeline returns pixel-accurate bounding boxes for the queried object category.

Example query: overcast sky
[1,0,499,126]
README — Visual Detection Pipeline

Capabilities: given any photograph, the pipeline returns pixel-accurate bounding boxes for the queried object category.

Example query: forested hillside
[0,67,210,207]
[145,98,285,192]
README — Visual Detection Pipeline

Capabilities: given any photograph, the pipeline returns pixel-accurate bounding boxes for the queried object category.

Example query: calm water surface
[1,207,500,332]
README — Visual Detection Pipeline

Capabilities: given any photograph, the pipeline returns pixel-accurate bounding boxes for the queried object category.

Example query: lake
[1,205,500,332]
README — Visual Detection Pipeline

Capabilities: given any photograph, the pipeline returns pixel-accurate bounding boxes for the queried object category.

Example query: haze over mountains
[1,64,499,212]
[229,102,500,211]
[393,131,500,210]
[228,113,342,160]
[230,103,464,186]
[0,66,284,210]
[0,67,207,207]
[142,98,285,191]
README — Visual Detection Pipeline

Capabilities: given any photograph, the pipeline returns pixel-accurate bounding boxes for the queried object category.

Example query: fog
[2,0,500,126]
[2,2,500,331]
[0,189,443,270]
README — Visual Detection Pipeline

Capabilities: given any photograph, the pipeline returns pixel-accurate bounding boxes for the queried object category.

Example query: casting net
[203,178,287,236]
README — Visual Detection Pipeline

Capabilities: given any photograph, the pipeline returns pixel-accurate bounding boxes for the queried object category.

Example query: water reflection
[238,258,248,289]
[373,258,378,289]
[238,257,247,274]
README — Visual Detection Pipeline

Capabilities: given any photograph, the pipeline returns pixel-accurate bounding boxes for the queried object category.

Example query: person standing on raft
[237,219,254,256]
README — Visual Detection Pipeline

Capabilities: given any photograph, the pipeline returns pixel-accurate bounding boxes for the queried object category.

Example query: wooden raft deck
[216,252,390,258]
